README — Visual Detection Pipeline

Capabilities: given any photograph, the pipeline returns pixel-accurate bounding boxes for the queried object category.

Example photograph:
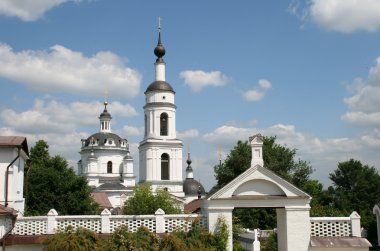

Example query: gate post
[277,206,310,251]
[204,206,234,251]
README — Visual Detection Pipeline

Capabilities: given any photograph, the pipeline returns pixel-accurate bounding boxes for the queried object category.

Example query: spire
[154,16,166,63]
[186,152,193,179]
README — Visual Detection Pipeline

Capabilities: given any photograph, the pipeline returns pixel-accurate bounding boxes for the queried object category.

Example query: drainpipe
[5,148,21,207]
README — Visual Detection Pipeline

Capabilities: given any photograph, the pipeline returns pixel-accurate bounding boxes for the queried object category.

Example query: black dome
[99,110,111,119]
[145,80,175,93]
[183,179,205,196]
[154,44,165,59]
[85,132,126,147]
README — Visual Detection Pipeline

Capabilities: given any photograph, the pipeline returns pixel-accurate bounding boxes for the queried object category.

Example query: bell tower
[138,21,184,197]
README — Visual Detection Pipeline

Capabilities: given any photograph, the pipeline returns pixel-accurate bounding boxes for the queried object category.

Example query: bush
[42,226,98,251]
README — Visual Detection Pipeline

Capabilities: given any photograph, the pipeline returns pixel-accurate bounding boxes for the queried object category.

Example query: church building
[78,26,205,209]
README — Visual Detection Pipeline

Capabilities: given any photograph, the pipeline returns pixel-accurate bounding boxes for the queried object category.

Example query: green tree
[42,226,98,251]
[25,140,98,216]
[123,184,181,215]
[214,137,319,191]
[327,159,380,245]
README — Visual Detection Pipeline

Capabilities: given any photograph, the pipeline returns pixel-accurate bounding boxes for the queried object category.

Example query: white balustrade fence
[12,208,207,236]
[310,211,361,237]
[10,210,362,240]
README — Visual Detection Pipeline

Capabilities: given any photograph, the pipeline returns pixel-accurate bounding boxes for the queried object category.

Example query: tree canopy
[25,140,98,216]
[325,159,380,245]
[123,184,181,215]
[214,136,320,193]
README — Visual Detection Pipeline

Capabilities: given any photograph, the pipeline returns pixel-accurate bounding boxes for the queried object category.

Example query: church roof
[85,132,126,147]
[183,178,205,196]
[145,80,174,93]
[91,192,112,209]
[96,182,127,191]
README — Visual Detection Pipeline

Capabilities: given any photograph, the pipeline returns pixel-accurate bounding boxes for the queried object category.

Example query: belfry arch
[202,134,312,251]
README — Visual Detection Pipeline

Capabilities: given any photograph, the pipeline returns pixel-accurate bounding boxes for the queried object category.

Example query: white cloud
[0,98,137,134]
[310,0,380,32]
[202,122,370,185]
[341,112,380,127]
[122,125,143,137]
[0,0,81,21]
[342,57,380,127]
[361,129,380,149]
[0,43,141,98]
[289,0,380,33]
[243,79,272,102]
[177,129,199,140]
[179,70,230,92]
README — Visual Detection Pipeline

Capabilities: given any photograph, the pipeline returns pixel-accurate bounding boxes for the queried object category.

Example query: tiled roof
[91,192,112,209]
[184,199,201,213]
[0,136,29,156]
[0,204,18,216]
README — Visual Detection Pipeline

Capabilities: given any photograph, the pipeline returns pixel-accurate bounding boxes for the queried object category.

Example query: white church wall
[146,91,174,104]
[0,148,26,214]
[5,245,44,251]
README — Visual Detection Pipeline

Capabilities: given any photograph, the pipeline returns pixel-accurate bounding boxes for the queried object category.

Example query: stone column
[155,208,165,234]
[350,211,361,237]
[205,207,233,251]
[101,209,111,234]
[276,206,310,251]
[47,209,58,234]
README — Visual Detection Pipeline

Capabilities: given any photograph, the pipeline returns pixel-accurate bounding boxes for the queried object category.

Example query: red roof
[0,204,18,216]
[184,199,202,213]
[0,136,29,156]
[91,192,112,209]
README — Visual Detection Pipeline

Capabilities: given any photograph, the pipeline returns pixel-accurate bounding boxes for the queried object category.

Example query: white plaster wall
[205,208,233,251]
[6,244,44,251]
[0,148,26,213]
[233,179,285,196]
[310,248,369,251]
[82,152,125,175]
[146,91,174,104]
[144,106,176,139]
[281,207,311,251]
[106,192,122,208]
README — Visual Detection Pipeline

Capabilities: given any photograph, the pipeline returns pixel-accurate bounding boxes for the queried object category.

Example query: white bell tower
[138,21,184,197]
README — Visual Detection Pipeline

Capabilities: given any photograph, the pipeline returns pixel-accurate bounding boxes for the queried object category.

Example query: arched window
[107,161,112,173]
[160,113,168,136]
[161,153,169,180]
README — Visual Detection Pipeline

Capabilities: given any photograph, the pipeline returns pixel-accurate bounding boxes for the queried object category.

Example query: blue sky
[1,0,380,190]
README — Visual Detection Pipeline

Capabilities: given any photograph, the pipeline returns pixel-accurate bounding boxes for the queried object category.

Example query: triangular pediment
[208,164,310,200]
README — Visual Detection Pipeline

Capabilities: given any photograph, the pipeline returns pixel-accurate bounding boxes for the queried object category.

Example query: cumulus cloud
[289,0,380,33]
[179,70,230,92]
[0,98,137,134]
[0,0,81,21]
[361,129,380,149]
[342,57,380,127]
[202,122,368,185]
[0,43,141,98]
[243,79,272,102]
[310,0,380,33]
[177,129,199,141]
[122,125,143,137]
